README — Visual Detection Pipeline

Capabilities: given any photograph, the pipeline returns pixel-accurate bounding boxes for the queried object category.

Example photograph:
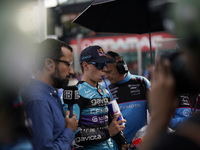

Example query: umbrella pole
[148,32,153,65]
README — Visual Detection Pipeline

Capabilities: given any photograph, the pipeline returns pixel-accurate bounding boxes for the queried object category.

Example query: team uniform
[108,72,150,144]
[72,81,123,150]
[169,93,200,129]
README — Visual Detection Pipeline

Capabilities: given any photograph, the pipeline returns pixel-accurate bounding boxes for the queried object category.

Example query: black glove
[111,130,128,148]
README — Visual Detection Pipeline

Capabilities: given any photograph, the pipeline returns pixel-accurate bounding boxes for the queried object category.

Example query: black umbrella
[72,0,166,64]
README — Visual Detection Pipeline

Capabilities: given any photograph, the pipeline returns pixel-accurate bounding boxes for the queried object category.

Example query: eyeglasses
[53,59,73,67]
[87,62,107,70]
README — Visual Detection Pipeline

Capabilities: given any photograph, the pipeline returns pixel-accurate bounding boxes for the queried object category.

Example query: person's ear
[48,61,52,67]
[82,62,88,70]
[45,58,54,70]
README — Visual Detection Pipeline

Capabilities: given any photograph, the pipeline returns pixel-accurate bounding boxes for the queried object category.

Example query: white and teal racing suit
[72,81,127,150]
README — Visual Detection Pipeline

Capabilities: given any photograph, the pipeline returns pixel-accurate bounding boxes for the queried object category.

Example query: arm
[135,76,151,123]
[134,75,151,90]
[139,58,179,150]
[73,96,111,147]
[25,99,75,150]
[74,126,110,146]
[143,77,151,90]
[109,113,128,149]
[74,115,125,146]
[74,97,126,147]
[74,111,128,149]
[65,110,78,132]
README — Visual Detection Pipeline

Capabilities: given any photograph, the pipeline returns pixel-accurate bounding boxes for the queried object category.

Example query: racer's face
[82,61,107,87]
[90,63,107,81]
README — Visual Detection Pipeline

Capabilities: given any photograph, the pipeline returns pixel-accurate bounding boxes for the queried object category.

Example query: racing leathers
[72,81,127,150]
[169,92,200,129]
[108,72,151,144]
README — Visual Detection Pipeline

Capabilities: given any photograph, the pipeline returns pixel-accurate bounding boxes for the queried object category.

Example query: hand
[121,143,130,150]
[108,114,126,137]
[65,110,78,133]
[149,58,179,124]
[139,58,179,150]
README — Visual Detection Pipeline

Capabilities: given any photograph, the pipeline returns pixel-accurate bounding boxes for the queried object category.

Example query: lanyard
[187,94,199,115]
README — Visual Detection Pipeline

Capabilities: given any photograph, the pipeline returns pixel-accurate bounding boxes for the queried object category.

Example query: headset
[106,51,128,74]
[116,59,128,74]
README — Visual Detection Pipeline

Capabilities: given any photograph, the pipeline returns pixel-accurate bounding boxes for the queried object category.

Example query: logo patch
[97,48,105,56]
[183,109,190,117]
[97,88,103,95]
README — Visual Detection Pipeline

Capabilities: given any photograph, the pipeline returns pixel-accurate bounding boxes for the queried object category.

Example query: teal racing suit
[72,81,127,150]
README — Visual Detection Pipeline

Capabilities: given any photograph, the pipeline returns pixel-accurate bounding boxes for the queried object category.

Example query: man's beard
[50,65,69,89]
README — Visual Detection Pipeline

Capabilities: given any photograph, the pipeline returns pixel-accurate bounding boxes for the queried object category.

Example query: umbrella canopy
[72,0,166,64]
[73,0,164,34]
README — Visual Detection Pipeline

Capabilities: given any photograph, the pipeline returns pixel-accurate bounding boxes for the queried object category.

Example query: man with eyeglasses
[21,38,78,150]
[72,45,128,150]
